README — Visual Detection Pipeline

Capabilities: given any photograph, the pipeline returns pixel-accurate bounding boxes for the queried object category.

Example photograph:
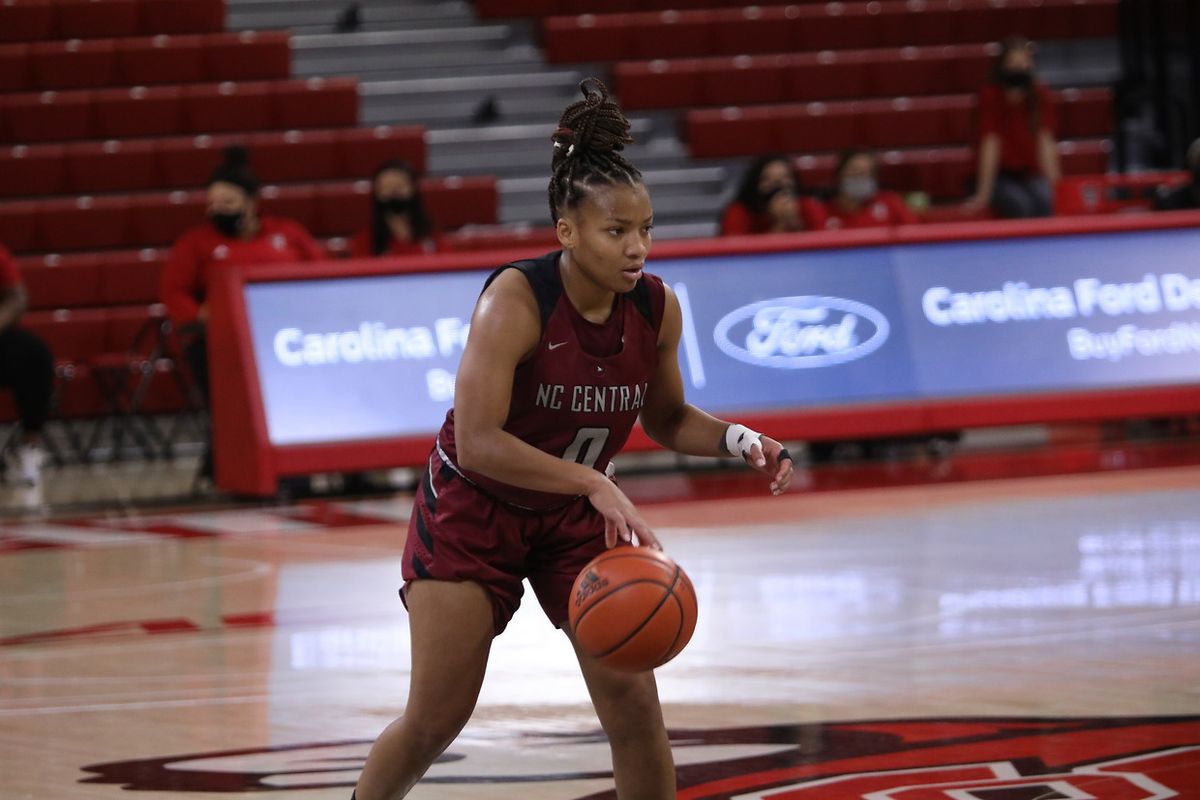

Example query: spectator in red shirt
[819,149,918,230]
[348,160,438,258]
[159,146,323,482]
[966,37,1060,218]
[720,155,824,235]
[0,242,54,487]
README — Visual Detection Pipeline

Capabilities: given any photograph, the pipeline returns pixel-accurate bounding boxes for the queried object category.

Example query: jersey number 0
[562,427,610,469]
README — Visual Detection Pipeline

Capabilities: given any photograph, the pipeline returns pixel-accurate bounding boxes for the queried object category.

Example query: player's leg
[355,453,528,800]
[529,498,675,799]
[354,578,494,800]
[572,636,675,800]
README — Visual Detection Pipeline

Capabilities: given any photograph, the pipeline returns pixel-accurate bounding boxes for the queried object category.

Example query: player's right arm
[453,268,658,548]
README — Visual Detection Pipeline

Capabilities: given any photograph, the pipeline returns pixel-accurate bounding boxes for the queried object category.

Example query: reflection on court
[1,465,1198,798]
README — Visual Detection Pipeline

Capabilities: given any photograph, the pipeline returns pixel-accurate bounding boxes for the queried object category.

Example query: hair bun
[552,78,632,169]
[207,144,260,195]
[548,76,642,221]
[578,77,608,107]
[222,145,250,168]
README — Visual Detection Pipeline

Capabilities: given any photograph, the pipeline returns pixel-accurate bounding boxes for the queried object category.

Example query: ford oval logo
[713,296,890,368]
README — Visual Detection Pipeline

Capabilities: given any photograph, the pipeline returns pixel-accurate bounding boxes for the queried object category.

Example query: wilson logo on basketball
[574,570,607,606]
[713,295,891,369]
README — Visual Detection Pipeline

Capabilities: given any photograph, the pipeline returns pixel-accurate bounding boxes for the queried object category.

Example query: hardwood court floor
[1,449,1198,799]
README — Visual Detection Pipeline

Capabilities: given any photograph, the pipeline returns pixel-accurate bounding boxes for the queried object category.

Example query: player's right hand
[586,478,662,551]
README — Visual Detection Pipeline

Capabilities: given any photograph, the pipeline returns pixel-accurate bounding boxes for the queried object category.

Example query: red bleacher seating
[791,139,1110,199]
[0,44,30,90]
[615,45,995,110]
[686,89,1112,159]
[0,199,41,251]
[249,129,340,182]
[0,0,55,43]
[55,0,141,39]
[477,0,828,17]
[271,77,358,129]
[17,253,103,309]
[259,184,317,230]
[154,132,243,186]
[138,0,224,35]
[180,81,273,133]
[541,0,1118,64]
[0,78,360,143]
[419,177,499,232]
[29,39,117,89]
[0,32,290,92]
[38,195,132,250]
[127,191,205,245]
[97,249,165,305]
[116,34,206,85]
[310,177,498,239]
[0,144,69,196]
[64,139,159,192]
[21,309,108,364]
[94,86,186,138]
[0,0,226,42]
[0,177,497,253]
[334,125,428,176]
[1,127,426,199]
[1,89,93,142]
[15,249,167,309]
[200,31,289,82]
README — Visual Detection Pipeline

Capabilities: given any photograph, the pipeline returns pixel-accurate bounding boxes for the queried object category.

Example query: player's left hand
[745,436,795,496]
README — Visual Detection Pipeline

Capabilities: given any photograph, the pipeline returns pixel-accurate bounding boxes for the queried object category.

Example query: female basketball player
[353,79,795,800]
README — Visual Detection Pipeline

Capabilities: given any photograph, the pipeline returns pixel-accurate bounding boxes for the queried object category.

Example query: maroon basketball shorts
[401,451,607,635]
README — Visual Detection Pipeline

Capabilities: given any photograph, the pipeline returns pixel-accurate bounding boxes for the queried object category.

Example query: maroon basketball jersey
[437,250,666,510]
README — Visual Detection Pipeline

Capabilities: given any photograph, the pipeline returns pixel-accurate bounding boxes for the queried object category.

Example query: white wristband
[724,423,762,459]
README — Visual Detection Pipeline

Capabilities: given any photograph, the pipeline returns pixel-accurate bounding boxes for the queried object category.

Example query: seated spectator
[966,37,1060,218]
[0,242,54,487]
[159,147,323,482]
[720,155,824,235]
[1156,137,1200,211]
[348,160,437,258]
[819,149,918,229]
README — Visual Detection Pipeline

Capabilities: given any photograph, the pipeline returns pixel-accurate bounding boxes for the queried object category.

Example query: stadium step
[359,70,586,128]
[228,0,478,34]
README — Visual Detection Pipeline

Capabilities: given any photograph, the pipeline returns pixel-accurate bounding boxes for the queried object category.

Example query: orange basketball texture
[568,547,698,672]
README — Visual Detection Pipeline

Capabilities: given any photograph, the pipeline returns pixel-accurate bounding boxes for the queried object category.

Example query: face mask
[1000,69,1033,89]
[210,211,243,237]
[758,184,795,207]
[841,176,877,203]
[380,197,414,215]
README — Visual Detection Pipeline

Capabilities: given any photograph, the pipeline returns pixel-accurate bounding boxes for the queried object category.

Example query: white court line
[0,524,164,547]
[0,556,275,604]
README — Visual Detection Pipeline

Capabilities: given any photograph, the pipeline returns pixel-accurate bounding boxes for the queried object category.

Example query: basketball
[568,546,698,673]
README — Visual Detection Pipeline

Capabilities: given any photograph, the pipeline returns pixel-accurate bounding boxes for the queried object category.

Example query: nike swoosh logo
[548,341,568,350]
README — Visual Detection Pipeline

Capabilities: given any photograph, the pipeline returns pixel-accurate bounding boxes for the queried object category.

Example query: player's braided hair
[548,78,643,222]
